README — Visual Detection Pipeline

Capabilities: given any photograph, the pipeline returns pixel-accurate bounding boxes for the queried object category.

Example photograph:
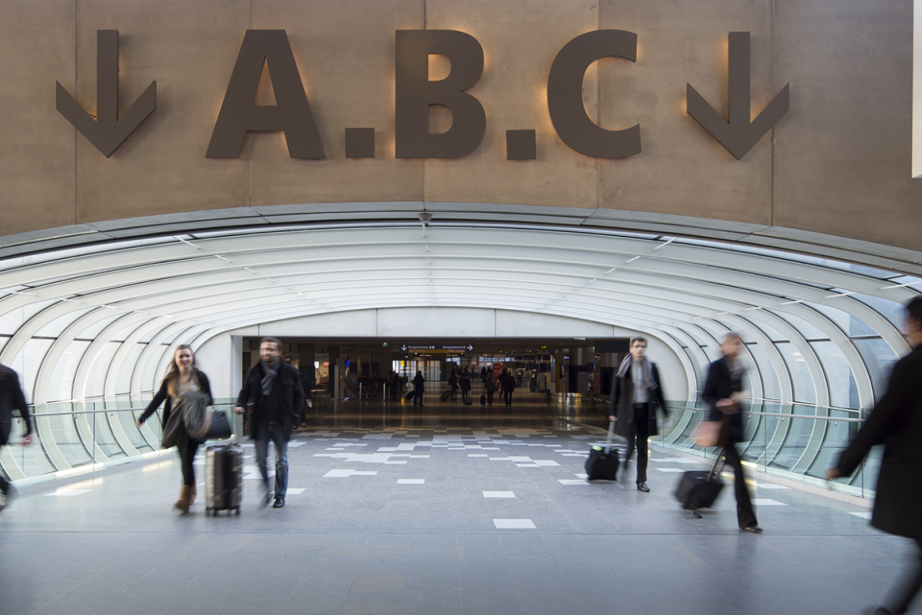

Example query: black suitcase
[479,394,486,406]
[440,389,452,401]
[204,443,243,516]
[674,455,725,517]
[585,422,619,481]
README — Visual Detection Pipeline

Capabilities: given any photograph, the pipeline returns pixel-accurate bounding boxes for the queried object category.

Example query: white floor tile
[575,473,588,479]
[516,463,541,468]
[752,498,787,506]
[850,511,873,519]
[494,519,536,529]
[468,454,488,457]
[656,468,686,473]
[756,484,791,490]
[45,489,91,497]
[483,491,515,498]
[397,479,425,485]
[534,460,559,466]
[558,480,588,485]
[286,488,306,495]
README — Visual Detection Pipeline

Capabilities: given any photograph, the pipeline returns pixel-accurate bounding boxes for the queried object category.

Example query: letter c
[547,30,641,158]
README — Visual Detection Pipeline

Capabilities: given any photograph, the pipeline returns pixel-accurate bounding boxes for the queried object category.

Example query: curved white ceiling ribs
[0,223,915,426]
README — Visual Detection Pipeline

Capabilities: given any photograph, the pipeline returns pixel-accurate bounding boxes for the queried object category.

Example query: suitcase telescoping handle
[234,409,244,445]
[707,448,726,481]
[605,421,615,454]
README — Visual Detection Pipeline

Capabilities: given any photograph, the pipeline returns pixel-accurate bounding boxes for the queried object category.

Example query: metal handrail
[24,402,237,419]
[663,404,866,423]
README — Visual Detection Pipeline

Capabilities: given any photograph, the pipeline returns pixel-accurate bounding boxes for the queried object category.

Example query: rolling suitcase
[674,454,725,518]
[463,392,473,405]
[585,422,619,481]
[204,412,243,516]
[479,394,486,406]
[440,389,452,401]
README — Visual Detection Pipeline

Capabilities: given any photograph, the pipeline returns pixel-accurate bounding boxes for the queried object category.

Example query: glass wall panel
[748,318,787,342]
[83,342,120,400]
[34,307,93,338]
[45,340,91,402]
[41,404,93,467]
[853,338,899,400]
[775,342,816,404]
[115,343,146,396]
[0,300,57,335]
[811,341,859,408]
[853,294,907,328]
[76,313,121,339]
[805,302,877,337]
[768,310,829,340]
[746,344,782,401]
[9,339,53,402]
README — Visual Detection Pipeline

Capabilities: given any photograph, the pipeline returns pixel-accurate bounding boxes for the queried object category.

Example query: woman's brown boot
[189,484,197,506]
[174,485,192,513]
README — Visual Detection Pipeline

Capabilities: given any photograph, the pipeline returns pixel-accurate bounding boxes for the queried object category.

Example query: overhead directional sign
[56,30,157,158]
[686,32,789,160]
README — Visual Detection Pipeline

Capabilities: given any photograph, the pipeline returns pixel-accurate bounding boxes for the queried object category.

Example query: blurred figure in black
[459,368,472,404]
[827,297,922,615]
[0,364,33,511]
[411,370,425,407]
[703,333,761,533]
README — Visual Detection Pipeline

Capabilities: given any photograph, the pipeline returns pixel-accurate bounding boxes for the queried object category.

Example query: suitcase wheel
[235,508,240,516]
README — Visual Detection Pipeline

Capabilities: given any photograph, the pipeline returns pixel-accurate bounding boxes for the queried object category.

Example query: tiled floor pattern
[0,420,904,615]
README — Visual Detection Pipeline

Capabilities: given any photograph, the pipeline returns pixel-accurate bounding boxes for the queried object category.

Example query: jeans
[255,420,289,499]
[624,404,650,483]
[179,440,201,486]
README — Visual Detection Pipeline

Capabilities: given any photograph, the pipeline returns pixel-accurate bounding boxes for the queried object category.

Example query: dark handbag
[204,411,233,440]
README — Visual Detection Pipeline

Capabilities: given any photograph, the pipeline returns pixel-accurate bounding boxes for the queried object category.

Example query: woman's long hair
[163,344,198,397]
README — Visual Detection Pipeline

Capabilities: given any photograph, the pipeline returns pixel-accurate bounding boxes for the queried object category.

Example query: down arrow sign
[56,30,157,158]
[687,32,789,160]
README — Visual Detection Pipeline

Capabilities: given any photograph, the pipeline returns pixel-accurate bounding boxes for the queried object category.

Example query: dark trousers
[413,389,424,405]
[624,404,650,483]
[723,443,758,529]
[0,457,9,494]
[885,536,922,614]
[485,389,494,405]
[503,389,513,405]
[179,440,201,487]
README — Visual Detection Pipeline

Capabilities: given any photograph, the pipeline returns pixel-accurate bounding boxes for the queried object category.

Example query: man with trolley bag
[235,337,305,510]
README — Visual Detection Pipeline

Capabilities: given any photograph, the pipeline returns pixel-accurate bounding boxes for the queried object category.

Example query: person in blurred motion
[411,370,426,407]
[137,345,213,513]
[235,337,305,509]
[703,332,761,533]
[826,297,922,615]
[609,336,668,492]
[483,367,496,406]
[0,364,33,511]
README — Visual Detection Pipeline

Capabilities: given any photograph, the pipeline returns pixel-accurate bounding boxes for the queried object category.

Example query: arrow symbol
[401,345,407,352]
[56,30,157,158]
[466,345,473,351]
[686,32,789,160]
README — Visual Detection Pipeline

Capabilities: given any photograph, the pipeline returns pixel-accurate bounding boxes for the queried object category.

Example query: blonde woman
[137,345,213,513]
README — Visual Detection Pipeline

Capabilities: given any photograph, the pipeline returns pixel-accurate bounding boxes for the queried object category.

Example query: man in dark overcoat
[609,336,667,492]
[0,363,33,511]
[827,297,922,615]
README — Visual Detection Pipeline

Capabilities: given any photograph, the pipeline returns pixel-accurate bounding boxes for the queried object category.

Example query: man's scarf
[617,355,655,391]
[260,359,278,397]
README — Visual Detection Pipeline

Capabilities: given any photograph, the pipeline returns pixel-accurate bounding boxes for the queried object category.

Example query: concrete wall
[0,0,919,253]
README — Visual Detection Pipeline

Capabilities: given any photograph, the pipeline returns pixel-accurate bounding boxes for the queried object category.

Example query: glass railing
[556,397,876,500]
[0,398,242,486]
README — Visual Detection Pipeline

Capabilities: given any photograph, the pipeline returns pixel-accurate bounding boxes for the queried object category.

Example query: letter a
[207,30,325,158]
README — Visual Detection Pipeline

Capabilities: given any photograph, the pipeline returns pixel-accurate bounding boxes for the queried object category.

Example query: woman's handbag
[691,419,729,447]
[204,410,233,440]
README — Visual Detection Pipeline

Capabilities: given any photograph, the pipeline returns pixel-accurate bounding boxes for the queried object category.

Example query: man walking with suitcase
[235,337,305,509]
[826,297,922,615]
[609,337,668,492]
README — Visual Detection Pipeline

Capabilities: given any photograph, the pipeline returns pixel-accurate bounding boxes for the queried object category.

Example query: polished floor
[0,389,906,615]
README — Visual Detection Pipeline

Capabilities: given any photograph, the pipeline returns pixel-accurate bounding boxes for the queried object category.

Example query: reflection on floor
[0,390,898,615]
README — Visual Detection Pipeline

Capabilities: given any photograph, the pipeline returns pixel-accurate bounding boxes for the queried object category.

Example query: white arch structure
[0,219,918,487]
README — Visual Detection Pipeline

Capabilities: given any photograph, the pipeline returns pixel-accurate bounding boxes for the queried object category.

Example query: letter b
[395,30,486,159]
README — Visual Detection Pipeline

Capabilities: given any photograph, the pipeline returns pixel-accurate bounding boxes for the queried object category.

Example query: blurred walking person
[483,367,496,406]
[0,364,33,511]
[501,368,516,407]
[235,337,305,509]
[826,297,922,615]
[412,370,426,407]
[137,345,213,513]
[702,333,762,533]
[609,336,667,492]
